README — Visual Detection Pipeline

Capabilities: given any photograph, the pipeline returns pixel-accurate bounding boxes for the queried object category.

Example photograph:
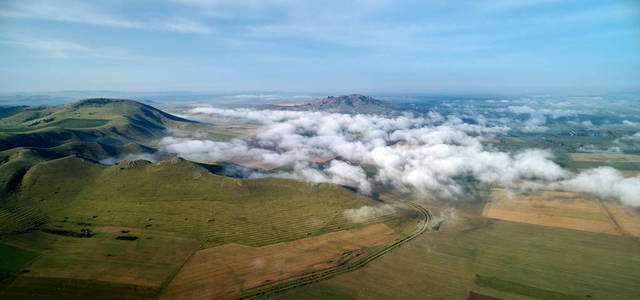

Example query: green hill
[0,156,419,299]
[0,98,194,151]
[0,98,192,196]
[8,156,414,247]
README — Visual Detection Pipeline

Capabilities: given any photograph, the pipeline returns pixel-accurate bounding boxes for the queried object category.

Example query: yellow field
[305,155,336,163]
[231,155,336,169]
[569,153,640,163]
[483,188,621,235]
[601,202,640,237]
[160,223,398,300]
[221,124,261,135]
[619,170,640,178]
[230,159,282,170]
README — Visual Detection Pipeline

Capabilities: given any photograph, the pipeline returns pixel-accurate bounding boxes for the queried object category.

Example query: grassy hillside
[0,156,421,299]
[7,156,418,247]
[0,98,193,151]
[0,243,38,281]
[0,141,155,198]
[0,98,191,196]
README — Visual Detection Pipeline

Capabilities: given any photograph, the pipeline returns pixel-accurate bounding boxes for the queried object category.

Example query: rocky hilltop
[258,94,394,114]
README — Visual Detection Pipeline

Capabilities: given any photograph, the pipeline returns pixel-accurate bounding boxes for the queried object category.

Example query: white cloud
[560,168,640,207]
[623,120,640,127]
[343,204,395,223]
[159,106,640,206]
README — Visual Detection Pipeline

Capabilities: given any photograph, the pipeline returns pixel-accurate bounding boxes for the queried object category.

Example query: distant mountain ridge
[256,94,394,114]
[308,94,386,107]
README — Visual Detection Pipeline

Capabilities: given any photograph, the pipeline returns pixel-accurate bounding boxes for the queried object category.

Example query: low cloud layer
[343,205,396,223]
[159,107,640,207]
[560,167,640,207]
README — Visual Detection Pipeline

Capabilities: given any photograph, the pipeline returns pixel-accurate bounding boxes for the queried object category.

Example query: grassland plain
[0,155,422,300]
[276,201,640,300]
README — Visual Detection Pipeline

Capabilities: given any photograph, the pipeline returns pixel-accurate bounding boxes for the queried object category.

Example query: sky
[1,0,639,94]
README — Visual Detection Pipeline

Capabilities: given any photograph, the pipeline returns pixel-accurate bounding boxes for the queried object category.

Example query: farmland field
[483,188,621,235]
[563,153,640,171]
[277,209,640,300]
[1,228,199,288]
[160,224,398,300]
[569,153,640,163]
[601,202,640,237]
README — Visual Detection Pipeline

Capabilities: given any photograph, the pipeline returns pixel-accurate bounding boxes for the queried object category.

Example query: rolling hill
[0,98,193,197]
[0,98,194,150]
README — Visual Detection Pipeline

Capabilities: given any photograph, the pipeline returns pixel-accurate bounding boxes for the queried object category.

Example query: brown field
[391,140,422,149]
[222,124,261,135]
[483,188,620,235]
[620,170,640,178]
[467,291,502,300]
[306,155,336,163]
[601,202,640,237]
[569,153,640,163]
[230,159,282,170]
[160,223,398,300]
[230,156,335,169]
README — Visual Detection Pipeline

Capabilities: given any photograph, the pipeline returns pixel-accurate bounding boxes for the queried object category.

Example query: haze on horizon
[1,0,639,95]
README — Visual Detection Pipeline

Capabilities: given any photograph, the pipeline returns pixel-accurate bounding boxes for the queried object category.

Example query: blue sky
[1,0,639,94]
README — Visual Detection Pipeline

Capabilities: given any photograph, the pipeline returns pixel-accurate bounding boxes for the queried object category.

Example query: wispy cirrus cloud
[0,0,213,34]
[0,38,136,59]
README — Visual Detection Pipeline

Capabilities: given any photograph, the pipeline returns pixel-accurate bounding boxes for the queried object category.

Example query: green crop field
[0,243,38,281]
[0,277,158,300]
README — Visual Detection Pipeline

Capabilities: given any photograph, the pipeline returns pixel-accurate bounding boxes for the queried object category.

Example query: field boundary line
[226,202,431,299]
